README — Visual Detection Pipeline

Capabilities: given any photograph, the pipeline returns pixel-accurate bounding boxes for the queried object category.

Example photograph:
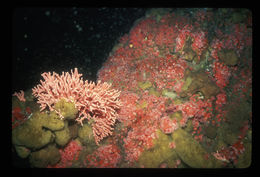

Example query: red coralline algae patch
[83,144,121,168]
[191,30,208,58]
[123,124,158,164]
[175,24,193,52]
[212,139,246,165]
[212,61,231,89]
[174,93,214,129]
[12,106,32,129]
[159,116,178,134]
[48,140,82,168]
[95,9,251,168]
[117,91,140,126]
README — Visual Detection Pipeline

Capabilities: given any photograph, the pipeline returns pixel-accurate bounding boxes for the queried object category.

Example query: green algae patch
[162,89,178,99]
[182,76,193,92]
[12,110,67,150]
[138,81,152,90]
[170,111,182,119]
[54,98,78,120]
[41,111,65,131]
[78,123,96,146]
[138,129,178,168]
[29,144,60,168]
[12,112,55,150]
[171,128,223,168]
[14,145,31,159]
[173,99,183,105]
[149,87,161,97]
[183,119,193,133]
[54,122,71,147]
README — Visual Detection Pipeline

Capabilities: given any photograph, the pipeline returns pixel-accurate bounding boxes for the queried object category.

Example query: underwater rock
[200,82,219,99]
[180,71,219,99]
[181,37,197,62]
[223,131,238,145]
[12,111,55,150]
[54,122,71,147]
[225,100,251,133]
[29,144,60,168]
[182,47,197,62]
[14,145,31,159]
[171,128,222,168]
[204,125,217,139]
[138,129,178,168]
[218,50,238,66]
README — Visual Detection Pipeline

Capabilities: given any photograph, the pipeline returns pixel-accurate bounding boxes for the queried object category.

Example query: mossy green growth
[54,121,71,147]
[182,77,193,92]
[138,129,178,168]
[138,81,152,90]
[217,122,241,146]
[162,89,177,99]
[213,138,228,152]
[78,123,96,147]
[14,145,31,159]
[29,144,60,168]
[54,98,78,120]
[149,87,161,97]
[183,119,193,133]
[170,111,182,119]
[41,111,65,131]
[171,128,223,168]
[12,111,56,150]
[173,99,183,105]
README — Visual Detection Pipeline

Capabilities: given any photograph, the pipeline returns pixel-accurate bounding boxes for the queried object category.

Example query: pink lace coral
[32,68,121,145]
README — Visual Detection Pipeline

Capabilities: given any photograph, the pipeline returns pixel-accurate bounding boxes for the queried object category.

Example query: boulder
[171,128,223,168]
[138,129,178,168]
[180,71,220,99]
[218,50,238,66]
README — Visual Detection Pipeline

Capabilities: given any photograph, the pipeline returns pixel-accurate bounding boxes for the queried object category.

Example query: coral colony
[32,68,122,145]
[12,9,252,168]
